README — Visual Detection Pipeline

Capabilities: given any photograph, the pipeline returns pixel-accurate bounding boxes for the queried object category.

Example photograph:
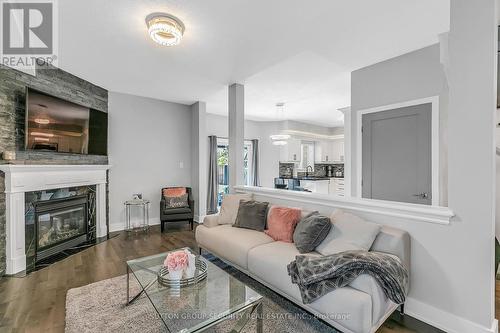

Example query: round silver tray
[157,256,207,288]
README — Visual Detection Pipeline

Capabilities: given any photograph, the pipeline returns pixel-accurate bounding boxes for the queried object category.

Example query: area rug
[65,257,338,333]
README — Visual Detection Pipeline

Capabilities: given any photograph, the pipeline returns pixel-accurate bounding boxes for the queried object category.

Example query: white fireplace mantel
[0,164,111,274]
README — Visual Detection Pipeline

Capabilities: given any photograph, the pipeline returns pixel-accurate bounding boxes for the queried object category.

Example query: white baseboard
[406,297,498,333]
[109,217,161,233]
[5,254,26,275]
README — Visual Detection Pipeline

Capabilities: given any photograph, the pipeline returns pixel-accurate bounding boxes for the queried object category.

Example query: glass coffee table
[126,248,263,333]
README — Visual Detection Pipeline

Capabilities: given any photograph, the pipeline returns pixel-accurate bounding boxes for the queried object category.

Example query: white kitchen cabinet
[300,179,330,194]
[279,138,301,162]
[314,140,334,163]
[330,140,345,162]
[329,178,345,197]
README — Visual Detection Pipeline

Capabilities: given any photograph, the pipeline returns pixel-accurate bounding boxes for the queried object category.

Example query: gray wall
[348,5,497,328]
[0,64,109,276]
[350,44,448,205]
[107,92,192,231]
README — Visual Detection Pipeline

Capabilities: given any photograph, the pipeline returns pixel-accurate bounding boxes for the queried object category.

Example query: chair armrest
[203,214,220,228]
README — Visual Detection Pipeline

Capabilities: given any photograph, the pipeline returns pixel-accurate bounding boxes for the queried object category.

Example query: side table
[124,199,150,232]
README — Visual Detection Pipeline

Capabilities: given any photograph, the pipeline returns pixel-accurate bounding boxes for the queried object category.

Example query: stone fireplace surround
[0,164,110,274]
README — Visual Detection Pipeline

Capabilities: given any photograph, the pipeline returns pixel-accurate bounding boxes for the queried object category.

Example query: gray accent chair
[160,187,194,232]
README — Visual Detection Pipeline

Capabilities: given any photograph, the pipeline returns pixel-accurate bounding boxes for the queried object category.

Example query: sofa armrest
[203,214,220,228]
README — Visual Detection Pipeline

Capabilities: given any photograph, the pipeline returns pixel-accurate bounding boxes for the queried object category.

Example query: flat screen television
[25,88,108,155]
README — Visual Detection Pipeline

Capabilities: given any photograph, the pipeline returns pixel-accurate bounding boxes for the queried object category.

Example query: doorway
[216,138,253,207]
[357,97,439,205]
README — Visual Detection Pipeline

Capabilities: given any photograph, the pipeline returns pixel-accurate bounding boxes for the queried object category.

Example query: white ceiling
[58,0,450,127]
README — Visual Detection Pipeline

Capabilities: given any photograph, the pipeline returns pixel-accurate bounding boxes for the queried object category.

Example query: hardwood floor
[0,224,474,332]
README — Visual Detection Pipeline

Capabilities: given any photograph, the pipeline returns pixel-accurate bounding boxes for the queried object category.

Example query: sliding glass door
[216,138,253,207]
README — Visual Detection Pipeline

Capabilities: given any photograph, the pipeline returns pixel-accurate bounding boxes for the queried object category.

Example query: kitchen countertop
[279,176,344,181]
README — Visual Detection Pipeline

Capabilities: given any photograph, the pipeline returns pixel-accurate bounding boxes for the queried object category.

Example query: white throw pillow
[218,193,253,225]
[315,209,381,255]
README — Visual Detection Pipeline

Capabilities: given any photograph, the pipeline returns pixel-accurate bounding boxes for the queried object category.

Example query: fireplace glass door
[35,195,88,260]
[37,205,86,250]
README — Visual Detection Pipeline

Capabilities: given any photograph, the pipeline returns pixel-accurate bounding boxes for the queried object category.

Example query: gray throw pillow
[293,213,332,253]
[164,193,189,208]
[233,200,269,231]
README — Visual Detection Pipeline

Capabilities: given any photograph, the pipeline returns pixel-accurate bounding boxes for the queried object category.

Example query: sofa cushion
[248,241,317,300]
[264,206,302,242]
[316,210,381,256]
[248,242,391,332]
[195,224,273,269]
[218,193,253,225]
[233,200,269,231]
[293,213,332,253]
[247,241,379,333]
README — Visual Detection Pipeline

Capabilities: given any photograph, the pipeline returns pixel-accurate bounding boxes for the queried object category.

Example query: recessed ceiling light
[146,12,185,46]
[34,118,50,125]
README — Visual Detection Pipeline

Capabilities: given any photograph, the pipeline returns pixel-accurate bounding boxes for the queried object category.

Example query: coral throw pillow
[265,206,302,242]
[163,187,186,197]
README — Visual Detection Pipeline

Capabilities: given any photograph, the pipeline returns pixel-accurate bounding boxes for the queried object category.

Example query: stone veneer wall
[0,63,109,276]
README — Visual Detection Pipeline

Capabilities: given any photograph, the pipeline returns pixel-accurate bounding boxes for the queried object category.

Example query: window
[300,141,315,170]
[216,138,253,206]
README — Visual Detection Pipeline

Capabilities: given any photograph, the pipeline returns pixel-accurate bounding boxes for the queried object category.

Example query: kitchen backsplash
[279,163,295,178]
[279,162,344,178]
[313,163,344,177]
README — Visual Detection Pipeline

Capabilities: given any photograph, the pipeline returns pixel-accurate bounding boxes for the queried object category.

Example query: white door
[362,103,432,205]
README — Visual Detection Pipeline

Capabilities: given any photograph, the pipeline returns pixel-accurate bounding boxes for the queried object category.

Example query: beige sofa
[195,208,410,333]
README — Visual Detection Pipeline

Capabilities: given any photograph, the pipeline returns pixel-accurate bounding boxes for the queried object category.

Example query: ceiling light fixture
[270,134,291,141]
[34,118,50,125]
[272,140,288,146]
[146,13,185,46]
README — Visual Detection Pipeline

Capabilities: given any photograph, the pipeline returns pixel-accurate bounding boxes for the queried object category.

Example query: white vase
[184,251,197,279]
[169,269,183,281]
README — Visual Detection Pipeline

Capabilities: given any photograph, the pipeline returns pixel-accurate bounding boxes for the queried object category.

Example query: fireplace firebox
[34,195,88,261]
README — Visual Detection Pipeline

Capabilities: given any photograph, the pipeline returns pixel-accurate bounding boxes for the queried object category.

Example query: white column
[5,192,26,274]
[338,107,351,197]
[191,101,207,220]
[228,83,245,192]
[95,183,108,238]
[447,0,497,329]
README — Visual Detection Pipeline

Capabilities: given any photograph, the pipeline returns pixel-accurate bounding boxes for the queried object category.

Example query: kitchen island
[275,176,344,196]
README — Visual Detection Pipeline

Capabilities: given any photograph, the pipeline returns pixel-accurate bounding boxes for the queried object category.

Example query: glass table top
[126,248,262,332]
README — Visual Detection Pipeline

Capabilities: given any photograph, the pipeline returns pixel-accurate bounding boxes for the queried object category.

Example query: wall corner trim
[234,186,454,225]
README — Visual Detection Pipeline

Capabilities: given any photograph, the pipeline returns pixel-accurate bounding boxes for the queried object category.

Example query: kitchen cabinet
[329,178,345,197]
[279,138,301,162]
[314,140,330,162]
[315,139,344,163]
[300,179,330,194]
[331,140,345,162]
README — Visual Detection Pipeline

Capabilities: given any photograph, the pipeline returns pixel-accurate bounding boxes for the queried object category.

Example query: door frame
[356,96,440,206]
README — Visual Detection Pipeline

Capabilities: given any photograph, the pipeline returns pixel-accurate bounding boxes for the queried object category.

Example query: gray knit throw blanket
[287,250,409,305]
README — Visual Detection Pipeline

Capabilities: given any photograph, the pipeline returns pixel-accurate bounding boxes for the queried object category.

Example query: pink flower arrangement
[164,251,188,272]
